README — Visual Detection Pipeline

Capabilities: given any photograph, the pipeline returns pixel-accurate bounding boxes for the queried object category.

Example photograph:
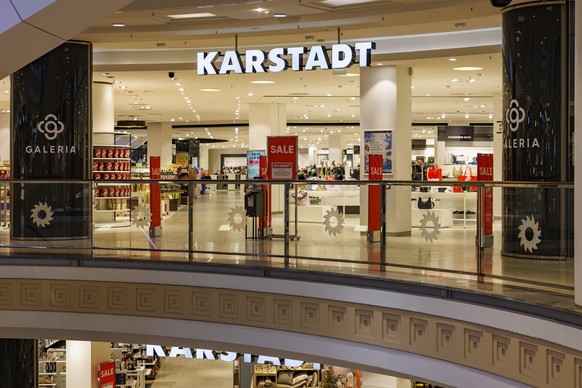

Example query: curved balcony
[0,178,577,387]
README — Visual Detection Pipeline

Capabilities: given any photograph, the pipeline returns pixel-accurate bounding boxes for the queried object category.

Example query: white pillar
[249,103,286,150]
[328,134,343,166]
[574,0,582,305]
[93,82,114,134]
[249,103,287,212]
[66,341,111,388]
[199,142,210,172]
[0,113,8,163]
[360,65,412,235]
[147,122,173,167]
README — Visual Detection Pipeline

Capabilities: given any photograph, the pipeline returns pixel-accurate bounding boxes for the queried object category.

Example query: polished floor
[0,186,578,315]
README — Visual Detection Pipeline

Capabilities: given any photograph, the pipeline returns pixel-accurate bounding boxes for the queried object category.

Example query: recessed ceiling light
[464,97,470,101]
[112,23,125,27]
[250,80,275,84]
[200,88,221,92]
[168,13,216,19]
[272,13,287,18]
[453,66,483,71]
[451,78,459,82]
[449,58,457,61]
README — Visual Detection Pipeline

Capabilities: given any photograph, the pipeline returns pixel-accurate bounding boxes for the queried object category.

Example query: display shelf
[411,191,476,229]
[93,132,132,227]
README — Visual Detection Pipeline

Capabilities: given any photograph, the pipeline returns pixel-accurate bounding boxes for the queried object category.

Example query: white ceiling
[0,0,507,150]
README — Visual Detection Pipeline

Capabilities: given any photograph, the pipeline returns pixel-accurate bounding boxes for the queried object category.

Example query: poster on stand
[477,153,493,236]
[368,154,383,232]
[98,361,116,388]
[247,150,265,179]
[267,136,297,180]
[363,130,393,174]
[150,156,161,231]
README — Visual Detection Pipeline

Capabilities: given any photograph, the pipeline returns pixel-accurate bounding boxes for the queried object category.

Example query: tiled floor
[0,188,578,315]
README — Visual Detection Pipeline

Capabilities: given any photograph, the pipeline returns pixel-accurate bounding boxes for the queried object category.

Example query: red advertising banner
[150,156,161,228]
[259,155,270,228]
[259,155,267,179]
[368,154,382,232]
[98,361,116,388]
[267,136,297,180]
[477,153,493,236]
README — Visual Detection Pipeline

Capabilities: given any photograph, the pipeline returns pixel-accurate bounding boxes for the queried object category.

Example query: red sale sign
[98,361,116,388]
[477,153,493,236]
[267,136,297,180]
[368,154,382,232]
[150,156,161,228]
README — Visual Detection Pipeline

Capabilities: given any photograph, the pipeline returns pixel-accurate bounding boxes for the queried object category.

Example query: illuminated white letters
[147,345,320,369]
[196,42,375,75]
[305,46,330,70]
[332,44,355,69]
[197,51,219,75]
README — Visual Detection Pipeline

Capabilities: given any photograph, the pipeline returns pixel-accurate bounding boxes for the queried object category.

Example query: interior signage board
[11,41,91,240]
[267,136,298,180]
[98,361,116,388]
[443,126,474,142]
[197,42,375,75]
[368,154,383,232]
[363,130,393,174]
[477,153,494,236]
[147,345,321,370]
[247,150,265,179]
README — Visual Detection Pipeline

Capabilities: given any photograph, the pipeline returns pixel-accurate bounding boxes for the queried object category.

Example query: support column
[328,134,343,168]
[492,93,503,220]
[501,1,573,259]
[574,0,582,305]
[11,41,92,241]
[147,122,173,167]
[66,341,111,388]
[0,339,36,386]
[360,66,412,236]
[93,82,114,134]
[0,112,8,163]
[249,103,286,212]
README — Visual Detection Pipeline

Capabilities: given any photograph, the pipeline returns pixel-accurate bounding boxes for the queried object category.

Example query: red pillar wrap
[477,153,493,236]
[150,156,161,228]
[368,154,382,232]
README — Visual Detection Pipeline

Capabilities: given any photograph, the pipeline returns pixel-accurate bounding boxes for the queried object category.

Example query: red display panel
[477,153,493,236]
[150,156,161,228]
[98,361,116,388]
[267,136,298,180]
[368,154,382,232]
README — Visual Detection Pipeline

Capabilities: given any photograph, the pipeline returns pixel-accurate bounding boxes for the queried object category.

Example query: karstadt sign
[147,345,321,369]
[197,42,375,75]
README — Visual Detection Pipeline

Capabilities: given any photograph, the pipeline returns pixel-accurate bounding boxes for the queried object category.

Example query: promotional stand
[267,136,300,242]
[149,156,162,237]
[367,154,383,242]
[477,153,493,247]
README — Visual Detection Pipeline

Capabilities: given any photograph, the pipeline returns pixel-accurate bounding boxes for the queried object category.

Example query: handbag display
[452,166,463,178]
[417,197,434,209]
[426,165,442,181]
[458,166,477,191]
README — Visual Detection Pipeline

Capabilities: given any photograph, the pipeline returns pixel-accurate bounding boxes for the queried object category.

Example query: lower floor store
[38,340,430,388]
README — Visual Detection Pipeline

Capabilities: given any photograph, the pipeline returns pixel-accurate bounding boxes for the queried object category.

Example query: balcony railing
[0,178,574,294]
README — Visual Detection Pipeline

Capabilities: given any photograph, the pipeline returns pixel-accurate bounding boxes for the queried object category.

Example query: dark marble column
[501,1,574,259]
[11,41,92,240]
[0,339,36,387]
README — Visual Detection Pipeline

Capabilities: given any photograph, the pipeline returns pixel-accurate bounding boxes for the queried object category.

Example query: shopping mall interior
[0,0,581,387]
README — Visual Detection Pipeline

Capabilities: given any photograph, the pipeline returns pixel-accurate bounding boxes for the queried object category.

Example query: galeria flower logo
[505,99,525,132]
[37,114,64,140]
